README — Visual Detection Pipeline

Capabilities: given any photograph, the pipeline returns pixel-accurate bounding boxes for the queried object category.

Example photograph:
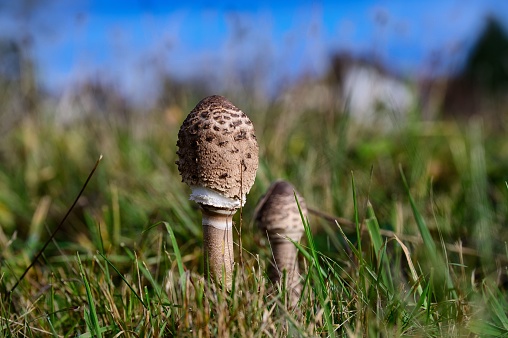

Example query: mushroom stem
[254,180,307,306]
[201,208,235,289]
[268,237,301,288]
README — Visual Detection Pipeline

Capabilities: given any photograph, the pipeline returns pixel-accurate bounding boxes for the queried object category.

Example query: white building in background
[342,63,414,126]
[279,56,416,128]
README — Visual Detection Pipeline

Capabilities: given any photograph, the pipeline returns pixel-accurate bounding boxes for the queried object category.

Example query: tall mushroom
[176,95,258,289]
[255,180,307,301]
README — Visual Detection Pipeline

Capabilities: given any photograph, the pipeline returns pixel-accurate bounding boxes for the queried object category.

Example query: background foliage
[1,18,508,337]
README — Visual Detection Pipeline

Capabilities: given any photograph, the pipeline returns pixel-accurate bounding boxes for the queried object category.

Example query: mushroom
[255,180,307,302]
[176,95,259,289]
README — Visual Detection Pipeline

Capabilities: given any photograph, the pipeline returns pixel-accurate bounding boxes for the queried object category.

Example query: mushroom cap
[255,180,307,240]
[176,95,259,204]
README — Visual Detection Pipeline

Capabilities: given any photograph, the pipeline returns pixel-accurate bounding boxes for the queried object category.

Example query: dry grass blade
[5,155,103,299]
[310,206,492,259]
[393,235,424,298]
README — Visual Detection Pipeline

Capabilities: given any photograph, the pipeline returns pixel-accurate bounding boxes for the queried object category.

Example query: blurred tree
[0,40,22,81]
[0,0,45,129]
[435,17,508,121]
[0,38,39,130]
[464,17,508,93]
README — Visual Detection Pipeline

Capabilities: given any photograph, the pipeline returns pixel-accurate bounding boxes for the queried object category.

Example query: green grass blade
[164,222,185,279]
[468,320,508,337]
[77,326,117,338]
[351,172,362,254]
[399,166,456,299]
[365,200,393,293]
[404,276,431,331]
[366,201,383,255]
[296,193,334,336]
[487,285,508,331]
[164,221,187,300]
[46,315,58,338]
[292,240,327,278]
[77,253,102,338]
[97,252,147,309]
[399,166,436,257]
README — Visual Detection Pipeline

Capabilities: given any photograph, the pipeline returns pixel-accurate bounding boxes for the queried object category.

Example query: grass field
[1,92,508,337]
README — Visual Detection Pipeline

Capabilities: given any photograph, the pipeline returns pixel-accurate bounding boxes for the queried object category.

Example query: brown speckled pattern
[176,95,259,201]
[255,180,307,302]
[255,180,307,238]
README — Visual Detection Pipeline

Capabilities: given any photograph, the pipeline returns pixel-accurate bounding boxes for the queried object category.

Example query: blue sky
[1,0,507,104]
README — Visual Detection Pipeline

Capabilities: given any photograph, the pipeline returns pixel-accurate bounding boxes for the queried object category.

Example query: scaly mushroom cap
[255,180,307,241]
[176,95,259,206]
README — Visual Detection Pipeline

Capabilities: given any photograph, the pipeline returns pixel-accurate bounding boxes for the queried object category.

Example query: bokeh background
[1,0,508,270]
[1,0,508,122]
[3,3,508,335]
[0,0,508,262]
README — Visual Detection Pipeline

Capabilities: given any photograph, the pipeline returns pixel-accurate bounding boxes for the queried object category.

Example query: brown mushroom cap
[255,180,307,241]
[176,95,259,203]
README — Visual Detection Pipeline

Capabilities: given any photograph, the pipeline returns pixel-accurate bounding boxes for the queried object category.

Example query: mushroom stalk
[255,180,308,305]
[201,208,235,288]
[268,236,301,291]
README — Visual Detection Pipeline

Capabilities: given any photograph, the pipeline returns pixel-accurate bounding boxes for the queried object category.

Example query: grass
[1,92,508,336]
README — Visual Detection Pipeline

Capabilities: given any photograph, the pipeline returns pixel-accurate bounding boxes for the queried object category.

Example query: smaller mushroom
[255,180,307,302]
